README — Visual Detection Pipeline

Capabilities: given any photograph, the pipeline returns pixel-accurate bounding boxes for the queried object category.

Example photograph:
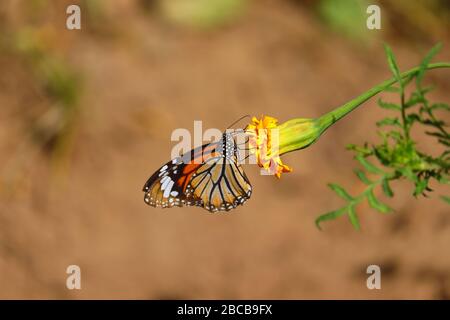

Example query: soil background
[0,0,449,299]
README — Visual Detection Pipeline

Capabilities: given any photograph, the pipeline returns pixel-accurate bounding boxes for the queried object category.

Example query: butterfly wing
[187,151,252,212]
[142,142,219,209]
[143,134,252,212]
[143,156,193,208]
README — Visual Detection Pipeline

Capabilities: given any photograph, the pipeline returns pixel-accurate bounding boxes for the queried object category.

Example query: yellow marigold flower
[246,115,323,178]
[246,116,292,178]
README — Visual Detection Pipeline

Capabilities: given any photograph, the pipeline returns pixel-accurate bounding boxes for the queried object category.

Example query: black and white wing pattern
[143,132,252,212]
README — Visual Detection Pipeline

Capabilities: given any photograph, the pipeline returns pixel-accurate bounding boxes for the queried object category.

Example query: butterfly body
[143,132,252,213]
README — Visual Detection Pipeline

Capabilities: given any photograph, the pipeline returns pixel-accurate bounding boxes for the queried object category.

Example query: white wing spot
[161,176,171,191]
[158,171,167,177]
[163,180,174,198]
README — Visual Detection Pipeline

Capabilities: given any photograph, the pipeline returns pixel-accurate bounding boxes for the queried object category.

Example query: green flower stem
[276,62,450,156]
[316,62,450,134]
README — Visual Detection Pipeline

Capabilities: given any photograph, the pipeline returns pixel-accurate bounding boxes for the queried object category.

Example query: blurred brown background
[0,0,449,299]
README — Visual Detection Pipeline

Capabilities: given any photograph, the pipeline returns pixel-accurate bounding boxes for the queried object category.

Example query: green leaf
[413,179,429,196]
[384,44,402,85]
[356,155,384,174]
[418,86,435,96]
[387,131,403,141]
[406,113,422,126]
[439,139,450,147]
[398,167,419,183]
[382,179,394,198]
[377,98,401,111]
[347,205,360,230]
[376,117,401,128]
[430,103,450,111]
[421,119,446,127]
[417,43,442,88]
[440,195,450,205]
[437,175,449,184]
[367,190,391,213]
[328,183,353,201]
[426,131,449,140]
[354,169,372,185]
[406,93,426,108]
[315,208,347,230]
[346,144,372,156]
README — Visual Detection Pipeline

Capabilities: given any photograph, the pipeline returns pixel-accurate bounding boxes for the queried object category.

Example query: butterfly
[142,131,252,213]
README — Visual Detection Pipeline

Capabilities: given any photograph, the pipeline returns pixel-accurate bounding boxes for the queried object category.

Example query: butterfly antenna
[225,115,250,130]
